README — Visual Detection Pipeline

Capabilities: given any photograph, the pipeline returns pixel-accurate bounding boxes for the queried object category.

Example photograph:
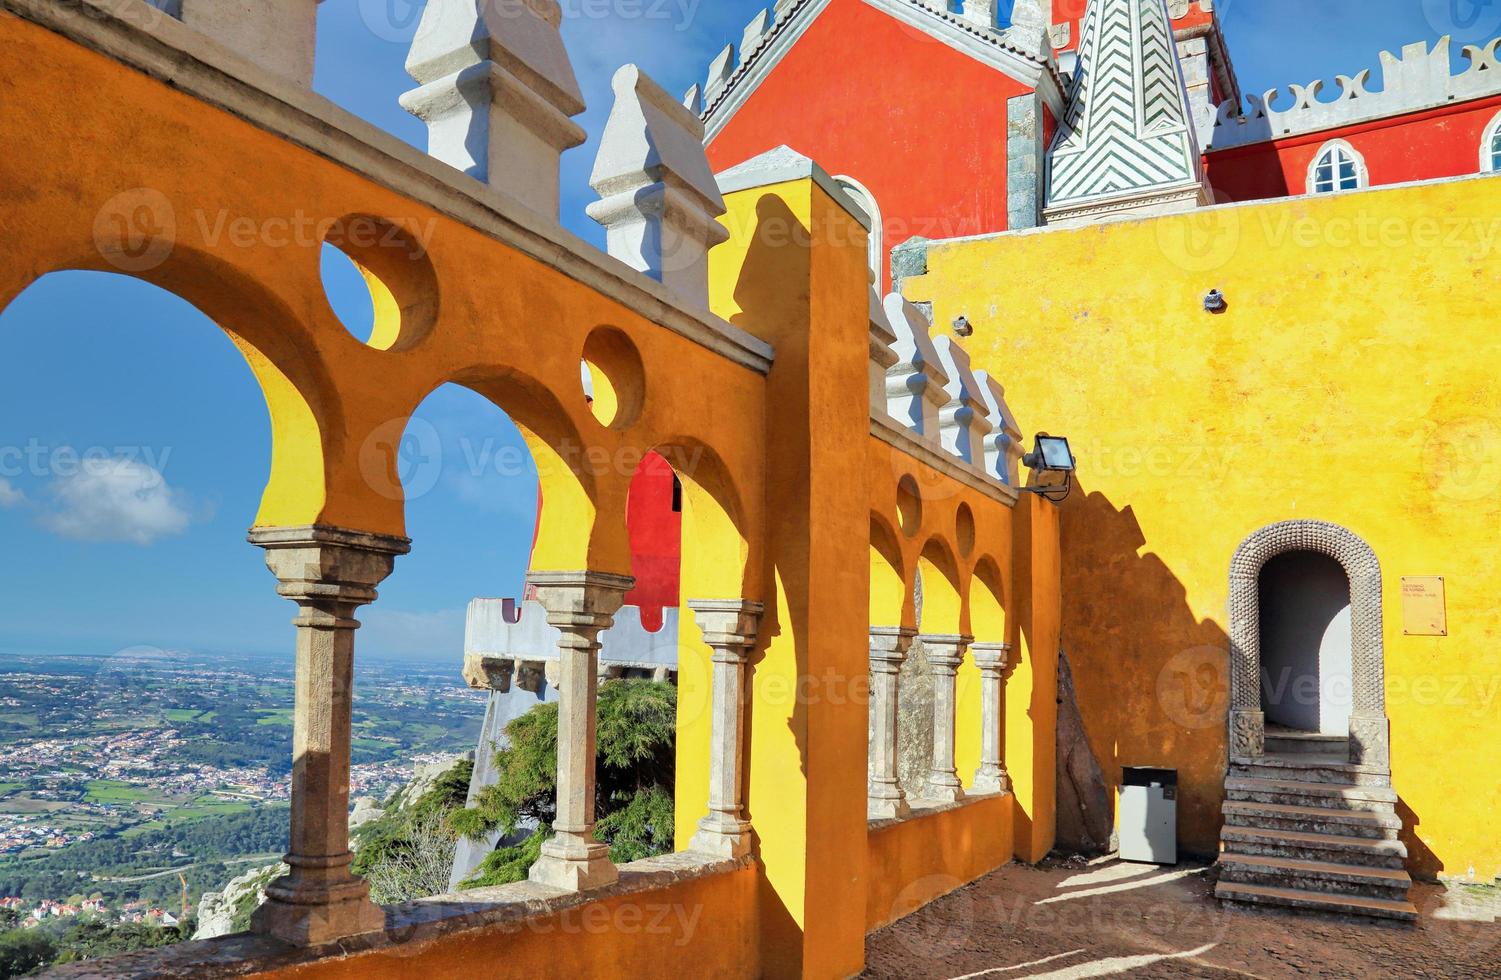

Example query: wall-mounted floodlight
[1021,435,1076,502]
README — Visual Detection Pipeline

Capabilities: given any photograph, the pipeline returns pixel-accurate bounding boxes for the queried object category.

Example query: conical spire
[1044,0,1209,225]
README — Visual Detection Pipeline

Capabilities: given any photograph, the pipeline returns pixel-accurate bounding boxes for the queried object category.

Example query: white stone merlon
[706,42,736,99]
[973,369,1024,488]
[868,280,900,419]
[401,0,586,219]
[587,65,728,312]
[933,336,994,466]
[960,0,998,30]
[175,0,324,86]
[884,294,951,446]
[683,84,704,115]
[1004,0,1051,60]
[1200,35,1501,151]
[741,9,773,64]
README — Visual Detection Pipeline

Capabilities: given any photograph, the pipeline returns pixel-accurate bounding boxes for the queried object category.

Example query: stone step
[1225,776,1397,812]
[1265,730,1350,755]
[1231,754,1391,787]
[1222,800,1402,839]
[1221,825,1408,870]
[1215,880,1418,922]
[1216,852,1413,900]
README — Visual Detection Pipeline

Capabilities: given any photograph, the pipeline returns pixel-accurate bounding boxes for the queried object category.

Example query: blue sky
[0,0,1489,661]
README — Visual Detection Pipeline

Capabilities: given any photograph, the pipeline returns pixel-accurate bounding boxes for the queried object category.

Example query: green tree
[452,679,676,887]
[0,929,56,979]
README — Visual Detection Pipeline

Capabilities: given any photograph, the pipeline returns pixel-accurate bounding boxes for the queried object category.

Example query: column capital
[869,626,917,669]
[527,570,635,632]
[249,525,410,617]
[969,642,1013,670]
[918,634,973,669]
[689,599,764,655]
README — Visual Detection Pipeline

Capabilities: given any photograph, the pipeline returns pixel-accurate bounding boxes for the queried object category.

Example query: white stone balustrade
[970,642,1013,793]
[247,525,409,947]
[525,571,635,892]
[960,0,998,30]
[686,600,763,859]
[170,0,323,85]
[587,65,729,311]
[401,0,585,218]
[934,335,995,466]
[919,634,971,804]
[974,369,1025,488]
[868,627,915,820]
[884,294,951,445]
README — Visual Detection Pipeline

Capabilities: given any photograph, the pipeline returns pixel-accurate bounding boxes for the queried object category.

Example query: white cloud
[0,478,24,508]
[359,607,467,659]
[40,456,193,545]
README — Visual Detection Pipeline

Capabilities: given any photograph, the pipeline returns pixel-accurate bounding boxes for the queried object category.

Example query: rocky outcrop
[1055,649,1112,854]
[193,862,286,941]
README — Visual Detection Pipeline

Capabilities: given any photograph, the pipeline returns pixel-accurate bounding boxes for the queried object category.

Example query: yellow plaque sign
[1401,577,1447,636]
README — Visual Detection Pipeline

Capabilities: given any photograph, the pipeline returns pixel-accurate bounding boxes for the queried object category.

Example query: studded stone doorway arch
[1228,520,1389,772]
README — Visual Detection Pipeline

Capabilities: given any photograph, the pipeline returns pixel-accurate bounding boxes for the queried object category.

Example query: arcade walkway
[862,857,1498,979]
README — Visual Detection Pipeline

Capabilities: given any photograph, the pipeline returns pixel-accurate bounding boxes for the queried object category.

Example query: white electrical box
[1119,767,1177,865]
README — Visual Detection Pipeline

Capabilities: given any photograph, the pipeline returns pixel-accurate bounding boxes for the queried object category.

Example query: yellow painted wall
[907,175,1501,880]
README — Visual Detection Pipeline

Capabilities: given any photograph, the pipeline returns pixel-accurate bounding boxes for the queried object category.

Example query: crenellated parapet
[883,294,951,446]
[933,336,994,466]
[1200,35,1501,151]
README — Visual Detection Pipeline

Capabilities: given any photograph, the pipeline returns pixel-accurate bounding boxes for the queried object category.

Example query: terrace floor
[862,855,1498,979]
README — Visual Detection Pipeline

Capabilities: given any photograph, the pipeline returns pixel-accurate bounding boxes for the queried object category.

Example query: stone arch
[1228,519,1388,769]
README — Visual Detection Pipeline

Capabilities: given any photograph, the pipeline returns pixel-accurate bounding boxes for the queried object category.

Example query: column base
[971,767,1010,794]
[689,814,753,859]
[920,774,965,805]
[528,835,618,891]
[251,876,385,947]
[867,795,912,821]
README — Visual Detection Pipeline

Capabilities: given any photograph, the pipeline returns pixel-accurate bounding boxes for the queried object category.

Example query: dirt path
[863,857,1498,978]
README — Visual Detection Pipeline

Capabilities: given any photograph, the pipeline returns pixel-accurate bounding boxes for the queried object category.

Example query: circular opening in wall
[582,326,645,430]
[897,475,922,536]
[956,502,975,558]
[320,215,439,351]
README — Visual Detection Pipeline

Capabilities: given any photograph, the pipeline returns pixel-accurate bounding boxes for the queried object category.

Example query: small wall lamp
[1020,435,1076,503]
[1204,289,1228,314]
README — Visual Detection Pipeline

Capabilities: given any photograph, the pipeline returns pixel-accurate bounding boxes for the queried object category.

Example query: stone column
[526,571,634,891]
[687,600,763,858]
[970,642,1012,793]
[920,635,971,804]
[247,525,409,947]
[868,627,916,820]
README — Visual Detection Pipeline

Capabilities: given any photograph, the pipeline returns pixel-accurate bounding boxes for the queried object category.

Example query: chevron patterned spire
[1044,0,1209,226]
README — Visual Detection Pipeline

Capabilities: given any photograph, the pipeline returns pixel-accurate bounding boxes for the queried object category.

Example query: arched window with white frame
[1482,112,1501,173]
[833,174,883,284]
[1307,140,1368,195]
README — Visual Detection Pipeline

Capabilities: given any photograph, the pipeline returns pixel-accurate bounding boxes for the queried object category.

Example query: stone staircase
[1215,732,1417,921]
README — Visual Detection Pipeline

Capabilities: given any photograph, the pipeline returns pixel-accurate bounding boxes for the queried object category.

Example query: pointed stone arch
[1228,520,1388,771]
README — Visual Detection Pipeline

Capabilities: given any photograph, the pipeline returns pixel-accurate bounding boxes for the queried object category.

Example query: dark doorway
[1258,551,1353,734]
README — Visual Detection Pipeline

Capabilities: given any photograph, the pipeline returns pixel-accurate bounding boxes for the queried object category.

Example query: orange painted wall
[1206,95,1501,202]
[865,795,1015,933]
[706,0,1029,286]
[257,867,758,979]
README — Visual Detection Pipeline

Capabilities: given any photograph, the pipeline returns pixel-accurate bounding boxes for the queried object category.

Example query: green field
[163,708,202,723]
[254,708,293,727]
[83,780,155,804]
